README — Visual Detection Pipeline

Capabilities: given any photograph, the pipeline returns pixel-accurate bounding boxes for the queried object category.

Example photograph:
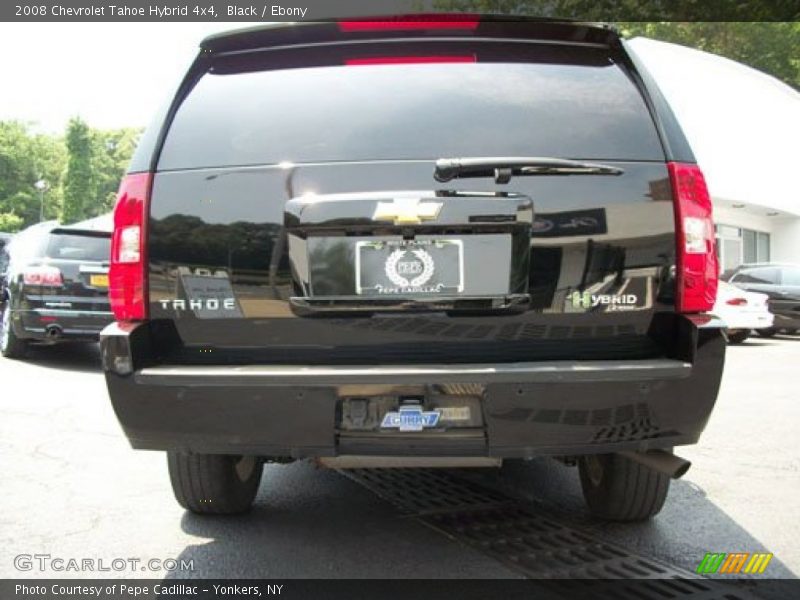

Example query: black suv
[723,262,800,336]
[1,219,113,357]
[101,17,725,521]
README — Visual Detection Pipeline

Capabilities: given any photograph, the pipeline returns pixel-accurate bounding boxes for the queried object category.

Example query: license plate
[90,274,109,288]
[356,239,463,296]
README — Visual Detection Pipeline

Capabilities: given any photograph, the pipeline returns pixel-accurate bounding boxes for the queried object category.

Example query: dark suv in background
[1,218,113,358]
[102,16,725,521]
[723,263,800,336]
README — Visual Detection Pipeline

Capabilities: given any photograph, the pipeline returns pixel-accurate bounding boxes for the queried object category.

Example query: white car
[713,281,774,343]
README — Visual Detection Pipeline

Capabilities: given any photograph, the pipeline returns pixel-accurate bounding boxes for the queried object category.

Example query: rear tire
[756,327,777,338]
[167,452,263,515]
[578,453,670,521]
[0,303,27,359]
[726,330,749,344]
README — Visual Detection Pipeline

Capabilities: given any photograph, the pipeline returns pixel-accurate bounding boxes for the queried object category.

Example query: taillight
[23,265,63,287]
[668,162,718,313]
[726,298,747,306]
[345,55,476,66]
[110,172,151,321]
[339,15,479,32]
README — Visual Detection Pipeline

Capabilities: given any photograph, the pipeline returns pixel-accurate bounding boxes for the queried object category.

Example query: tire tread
[167,452,262,515]
[579,453,670,522]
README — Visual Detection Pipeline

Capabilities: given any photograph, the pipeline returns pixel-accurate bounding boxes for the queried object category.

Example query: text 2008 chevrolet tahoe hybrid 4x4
[101,16,725,521]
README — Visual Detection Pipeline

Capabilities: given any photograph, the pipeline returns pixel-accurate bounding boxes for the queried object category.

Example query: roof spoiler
[200,14,620,55]
[49,227,111,238]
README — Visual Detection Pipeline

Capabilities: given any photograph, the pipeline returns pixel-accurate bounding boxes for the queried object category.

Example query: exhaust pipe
[618,450,691,479]
[45,324,63,340]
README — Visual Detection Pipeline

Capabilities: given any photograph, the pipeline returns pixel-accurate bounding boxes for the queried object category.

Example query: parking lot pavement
[0,336,798,586]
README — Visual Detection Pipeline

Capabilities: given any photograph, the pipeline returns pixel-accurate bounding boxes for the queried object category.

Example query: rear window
[46,233,110,262]
[782,267,800,286]
[733,267,780,285]
[159,45,664,170]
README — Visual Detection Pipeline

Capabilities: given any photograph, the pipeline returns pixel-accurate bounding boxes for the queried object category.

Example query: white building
[628,37,800,272]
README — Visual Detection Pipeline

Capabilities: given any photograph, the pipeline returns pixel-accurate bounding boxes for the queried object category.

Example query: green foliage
[0,212,24,232]
[0,121,66,228]
[0,119,141,232]
[62,117,94,224]
[430,1,799,21]
[430,1,800,88]
[92,127,141,215]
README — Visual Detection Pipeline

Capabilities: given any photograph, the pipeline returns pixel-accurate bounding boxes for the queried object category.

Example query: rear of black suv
[2,221,112,358]
[101,17,725,520]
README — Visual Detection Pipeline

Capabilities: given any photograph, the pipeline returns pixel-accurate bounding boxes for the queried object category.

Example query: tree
[0,121,66,230]
[430,2,800,88]
[91,127,142,215]
[61,117,95,224]
[0,119,139,230]
[0,212,24,232]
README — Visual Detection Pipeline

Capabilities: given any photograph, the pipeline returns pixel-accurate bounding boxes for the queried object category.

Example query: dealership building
[629,37,800,272]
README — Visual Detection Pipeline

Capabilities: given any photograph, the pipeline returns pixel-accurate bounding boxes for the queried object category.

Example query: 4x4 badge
[373,197,443,225]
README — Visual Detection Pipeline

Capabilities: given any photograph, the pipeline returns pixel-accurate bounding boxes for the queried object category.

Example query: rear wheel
[578,453,670,521]
[726,330,749,344]
[756,327,777,338]
[167,452,263,515]
[0,303,28,359]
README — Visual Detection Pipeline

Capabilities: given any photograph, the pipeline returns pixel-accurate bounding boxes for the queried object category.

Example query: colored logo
[381,405,441,432]
[373,197,443,225]
[696,552,773,575]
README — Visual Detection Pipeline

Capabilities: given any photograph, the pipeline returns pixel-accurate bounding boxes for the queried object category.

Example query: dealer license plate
[355,239,463,296]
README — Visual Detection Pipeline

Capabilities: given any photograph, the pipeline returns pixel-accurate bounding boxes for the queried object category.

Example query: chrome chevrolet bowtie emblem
[372,198,443,225]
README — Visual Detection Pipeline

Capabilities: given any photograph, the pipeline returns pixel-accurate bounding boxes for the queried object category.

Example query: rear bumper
[16,307,114,341]
[722,311,774,331]
[771,311,800,330]
[101,318,726,458]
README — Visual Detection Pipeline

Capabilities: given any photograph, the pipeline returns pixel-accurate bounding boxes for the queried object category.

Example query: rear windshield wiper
[434,157,624,184]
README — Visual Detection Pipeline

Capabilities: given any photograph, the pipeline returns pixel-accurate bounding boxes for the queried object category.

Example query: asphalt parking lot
[0,334,797,593]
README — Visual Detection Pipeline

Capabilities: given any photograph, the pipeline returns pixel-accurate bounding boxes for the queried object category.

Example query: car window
[160,46,664,170]
[734,267,780,284]
[46,233,111,262]
[5,226,48,262]
[782,267,800,286]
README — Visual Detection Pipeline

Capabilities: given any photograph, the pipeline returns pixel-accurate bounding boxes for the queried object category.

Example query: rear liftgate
[286,189,533,457]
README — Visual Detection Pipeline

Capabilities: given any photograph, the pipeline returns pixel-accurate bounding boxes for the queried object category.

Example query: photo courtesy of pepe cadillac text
[13,583,280,598]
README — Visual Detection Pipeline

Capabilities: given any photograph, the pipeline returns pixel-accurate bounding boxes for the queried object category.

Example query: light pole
[34,179,48,222]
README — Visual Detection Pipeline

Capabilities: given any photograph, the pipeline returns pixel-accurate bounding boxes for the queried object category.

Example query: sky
[0,22,255,133]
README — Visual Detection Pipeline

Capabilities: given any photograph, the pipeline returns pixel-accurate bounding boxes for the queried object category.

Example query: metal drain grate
[342,468,511,515]
[342,468,757,599]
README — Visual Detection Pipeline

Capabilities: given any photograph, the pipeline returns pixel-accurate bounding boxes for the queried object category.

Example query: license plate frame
[355,239,464,296]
